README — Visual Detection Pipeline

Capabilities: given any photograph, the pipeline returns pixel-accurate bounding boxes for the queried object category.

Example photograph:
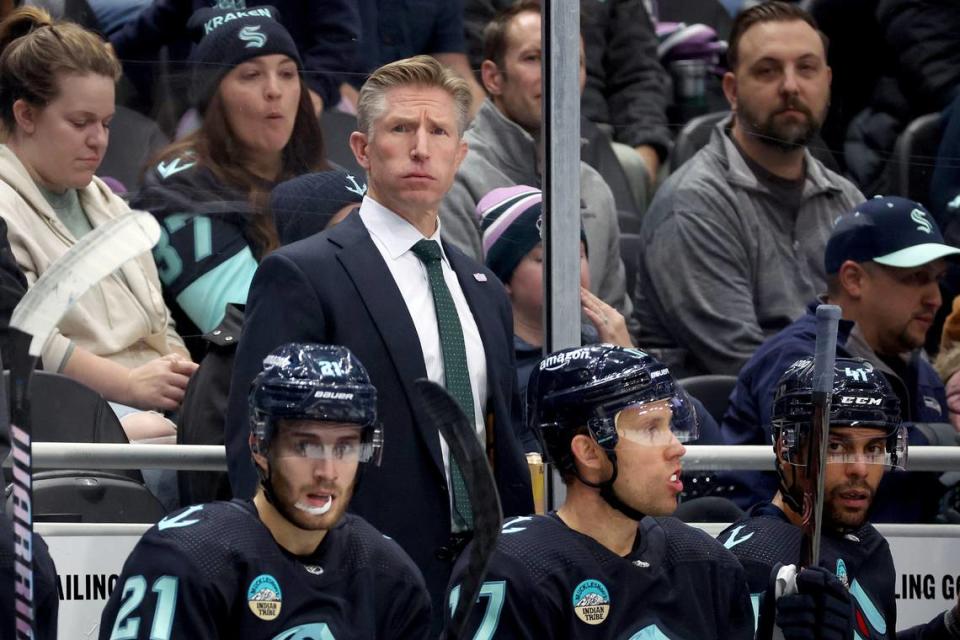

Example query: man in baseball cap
[722,195,960,522]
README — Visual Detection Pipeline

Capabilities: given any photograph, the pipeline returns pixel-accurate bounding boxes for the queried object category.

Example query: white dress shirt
[359,196,488,519]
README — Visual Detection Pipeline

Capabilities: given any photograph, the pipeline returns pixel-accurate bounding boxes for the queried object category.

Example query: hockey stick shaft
[800,304,840,569]
[8,329,36,639]
[414,379,503,640]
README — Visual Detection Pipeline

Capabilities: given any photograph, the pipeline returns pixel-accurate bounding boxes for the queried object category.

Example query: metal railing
[7,443,960,472]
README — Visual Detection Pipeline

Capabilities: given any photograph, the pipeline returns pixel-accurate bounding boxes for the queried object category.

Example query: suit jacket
[225,211,535,618]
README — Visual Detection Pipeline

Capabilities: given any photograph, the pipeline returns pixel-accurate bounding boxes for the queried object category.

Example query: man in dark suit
[225,55,535,626]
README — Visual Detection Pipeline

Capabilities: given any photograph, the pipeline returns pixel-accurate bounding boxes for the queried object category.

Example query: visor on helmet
[590,389,700,449]
[270,421,384,465]
[775,421,907,470]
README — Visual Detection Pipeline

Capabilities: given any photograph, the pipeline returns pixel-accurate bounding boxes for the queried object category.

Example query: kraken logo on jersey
[272,624,335,640]
[573,579,611,625]
[849,579,888,640]
[248,574,283,620]
[627,624,673,639]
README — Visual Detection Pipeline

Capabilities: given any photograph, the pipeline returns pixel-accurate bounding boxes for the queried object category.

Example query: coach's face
[350,85,467,223]
[723,19,831,151]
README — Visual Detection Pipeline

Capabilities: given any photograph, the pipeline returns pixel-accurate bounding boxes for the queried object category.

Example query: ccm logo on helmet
[839,396,882,406]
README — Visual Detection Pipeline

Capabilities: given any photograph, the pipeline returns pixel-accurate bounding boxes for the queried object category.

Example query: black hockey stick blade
[414,379,502,640]
[800,304,840,569]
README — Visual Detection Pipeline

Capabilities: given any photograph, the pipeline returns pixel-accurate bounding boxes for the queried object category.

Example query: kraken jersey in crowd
[446,513,754,639]
[99,500,431,639]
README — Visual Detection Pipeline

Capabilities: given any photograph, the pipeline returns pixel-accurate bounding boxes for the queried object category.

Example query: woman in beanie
[132,6,327,345]
[477,185,634,419]
[0,7,197,441]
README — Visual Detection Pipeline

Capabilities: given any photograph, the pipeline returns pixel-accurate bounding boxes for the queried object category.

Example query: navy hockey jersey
[718,503,897,639]
[446,513,754,639]
[98,500,431,639]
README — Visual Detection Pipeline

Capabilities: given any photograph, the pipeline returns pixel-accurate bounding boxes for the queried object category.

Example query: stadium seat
[320,110,365,177]
[97,105,171,192]
[890,112,942,204]
[670,110,728,172]
[620,232,643,307]
[2,370,142,483]
[678,374,737,424]
[6,470,166,523]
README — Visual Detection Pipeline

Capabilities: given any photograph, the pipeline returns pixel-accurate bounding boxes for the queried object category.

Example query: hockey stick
[6,211,161,639]
[800,304,840,568]
[414,379,503,640]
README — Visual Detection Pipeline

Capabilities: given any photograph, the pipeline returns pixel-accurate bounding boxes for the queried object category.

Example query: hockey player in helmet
[445,344,755,638]
[100,343,432,639]
[720,357,959,640]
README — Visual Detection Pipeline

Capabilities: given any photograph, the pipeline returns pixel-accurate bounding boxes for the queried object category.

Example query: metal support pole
[543,0,582,511]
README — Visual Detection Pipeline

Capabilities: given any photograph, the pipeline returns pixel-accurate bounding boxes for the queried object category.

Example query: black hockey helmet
[249,343,383,466]
[527,344,698,478]
[771,357,906,470]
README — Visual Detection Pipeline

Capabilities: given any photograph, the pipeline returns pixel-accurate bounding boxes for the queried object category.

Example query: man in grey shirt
[634,1,862,377]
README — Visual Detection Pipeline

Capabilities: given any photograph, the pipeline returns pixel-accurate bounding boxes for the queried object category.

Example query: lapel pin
[473,273,487,282]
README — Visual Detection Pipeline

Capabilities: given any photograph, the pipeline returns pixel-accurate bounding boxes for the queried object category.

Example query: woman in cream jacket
[0,8,198,439]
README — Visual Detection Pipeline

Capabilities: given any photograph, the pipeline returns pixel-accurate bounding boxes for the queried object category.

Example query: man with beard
[99,343,431,639]
[633,1,863,378]
[720,357,960,639]
[722,196,959,522]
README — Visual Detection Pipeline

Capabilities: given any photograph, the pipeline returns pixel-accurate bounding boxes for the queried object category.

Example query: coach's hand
[776,566,854,640]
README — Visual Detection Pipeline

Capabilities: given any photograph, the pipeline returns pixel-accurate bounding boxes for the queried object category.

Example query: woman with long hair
[133,6,328,341]
[0,7,198,441]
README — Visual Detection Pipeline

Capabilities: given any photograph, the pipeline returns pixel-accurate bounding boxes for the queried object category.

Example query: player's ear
[250,434,268,472]
[570,433,607,483]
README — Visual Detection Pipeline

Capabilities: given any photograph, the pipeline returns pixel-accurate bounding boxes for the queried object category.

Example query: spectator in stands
[476,185,631,439]
[843,0,960,196]
[633,1,863,378]
[176,169,365,507]
[343,0,486,115]
[723,196,959,522]
[225,56,534,629]
[930,93,960,237]
[109,0,359,115]
[443,1,633,325]
[0,8,197,441]
[464,0,671,190]
[131,7,327,344]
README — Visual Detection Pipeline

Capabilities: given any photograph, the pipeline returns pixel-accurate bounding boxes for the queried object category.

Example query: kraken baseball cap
[824,196,960,274]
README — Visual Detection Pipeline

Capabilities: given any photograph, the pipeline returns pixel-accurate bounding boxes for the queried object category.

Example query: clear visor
[271,423,380,463]
[613,392,700,447]
[777,423,907,470]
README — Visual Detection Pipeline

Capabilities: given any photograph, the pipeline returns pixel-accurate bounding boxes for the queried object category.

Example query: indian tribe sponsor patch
[248,574,283,620]
[573,579,611,625]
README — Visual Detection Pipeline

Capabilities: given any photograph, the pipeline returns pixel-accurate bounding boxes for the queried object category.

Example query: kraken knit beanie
[187,5,302,112]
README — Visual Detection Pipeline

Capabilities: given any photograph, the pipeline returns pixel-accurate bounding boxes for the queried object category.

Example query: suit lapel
[329,215,445,474]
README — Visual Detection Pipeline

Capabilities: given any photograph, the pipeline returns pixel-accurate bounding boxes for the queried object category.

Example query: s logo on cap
[239,25,267,48]
[911,208,933,234]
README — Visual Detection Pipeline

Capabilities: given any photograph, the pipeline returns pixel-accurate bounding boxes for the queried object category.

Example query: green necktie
[411,239,475,531]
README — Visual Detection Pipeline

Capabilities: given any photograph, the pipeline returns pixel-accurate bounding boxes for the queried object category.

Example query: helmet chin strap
[575,453,648,522]
[776,461,805,516]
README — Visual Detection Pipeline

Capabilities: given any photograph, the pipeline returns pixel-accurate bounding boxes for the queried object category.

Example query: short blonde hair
[357,55,472,139]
